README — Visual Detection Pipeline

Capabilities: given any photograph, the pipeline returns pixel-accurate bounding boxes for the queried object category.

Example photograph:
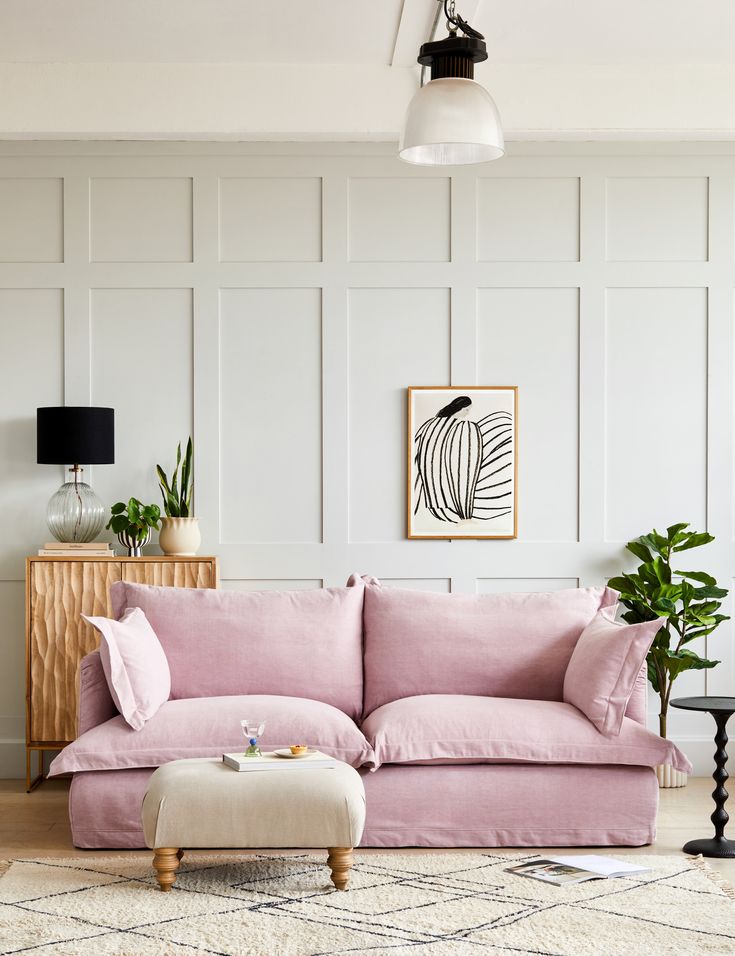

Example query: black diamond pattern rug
[1,852,733,955]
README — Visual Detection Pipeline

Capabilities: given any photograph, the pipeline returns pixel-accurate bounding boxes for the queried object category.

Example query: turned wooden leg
[327,847,354,891]
[153,847,181,892]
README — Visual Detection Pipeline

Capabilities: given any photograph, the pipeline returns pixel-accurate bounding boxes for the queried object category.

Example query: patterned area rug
[1,852,733,955]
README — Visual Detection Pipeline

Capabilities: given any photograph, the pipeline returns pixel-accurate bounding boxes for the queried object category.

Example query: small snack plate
[273,748,318,759]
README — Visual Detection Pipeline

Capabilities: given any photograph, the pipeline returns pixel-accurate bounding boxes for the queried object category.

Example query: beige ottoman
[141,757,366,892]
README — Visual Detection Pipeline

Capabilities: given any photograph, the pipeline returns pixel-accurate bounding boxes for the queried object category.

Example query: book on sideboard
[39,542,115,556]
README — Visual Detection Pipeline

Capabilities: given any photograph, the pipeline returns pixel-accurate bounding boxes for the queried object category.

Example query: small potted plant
[156,436,201,556]
[608,523,729,788]
[106,498,161,556]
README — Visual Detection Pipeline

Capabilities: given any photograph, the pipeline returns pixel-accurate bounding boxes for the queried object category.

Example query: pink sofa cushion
[361,694,691,773]
[81,608,170,731]
[49,694,374,775]
[110,581,365,719]
[563,608,663,736]
[362,583,619,714]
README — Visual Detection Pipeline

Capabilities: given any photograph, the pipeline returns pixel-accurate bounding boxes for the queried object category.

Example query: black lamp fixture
[399,0,504,165]
[37,406,115,543]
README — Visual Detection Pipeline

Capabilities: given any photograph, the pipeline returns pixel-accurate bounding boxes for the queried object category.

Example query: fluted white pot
[159,517,201,556]
[656,764,688,788]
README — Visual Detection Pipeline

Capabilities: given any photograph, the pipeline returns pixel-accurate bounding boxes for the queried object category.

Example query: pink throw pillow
[563,607,663,736]
[82,607,171,731]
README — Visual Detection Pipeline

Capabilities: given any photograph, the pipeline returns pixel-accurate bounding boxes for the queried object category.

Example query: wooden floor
[1,777,733,881]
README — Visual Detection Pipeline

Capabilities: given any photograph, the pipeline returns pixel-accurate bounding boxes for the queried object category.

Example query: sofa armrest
[77,650,117,736]
[624,663,648,726]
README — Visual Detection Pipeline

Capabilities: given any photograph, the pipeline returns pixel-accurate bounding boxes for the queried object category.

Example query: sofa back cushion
[110,581,364,719]
[362,583,618,715]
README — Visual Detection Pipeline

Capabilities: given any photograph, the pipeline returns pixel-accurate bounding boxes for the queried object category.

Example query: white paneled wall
[0,141,733,776]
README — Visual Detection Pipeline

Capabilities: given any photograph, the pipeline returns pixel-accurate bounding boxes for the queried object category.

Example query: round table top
[671,696,735,714]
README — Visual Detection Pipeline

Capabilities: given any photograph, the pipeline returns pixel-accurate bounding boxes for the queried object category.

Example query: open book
[505,855,649,886]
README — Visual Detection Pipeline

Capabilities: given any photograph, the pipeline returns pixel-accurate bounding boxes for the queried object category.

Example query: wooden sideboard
[25,555,218,790]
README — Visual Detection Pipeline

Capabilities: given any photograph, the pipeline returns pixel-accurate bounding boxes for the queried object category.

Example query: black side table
[671,696,735,858]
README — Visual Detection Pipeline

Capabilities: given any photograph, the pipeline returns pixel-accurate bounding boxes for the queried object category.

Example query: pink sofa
[50,576,690,849]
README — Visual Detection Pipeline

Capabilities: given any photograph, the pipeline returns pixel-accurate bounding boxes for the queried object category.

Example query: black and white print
[408,386,517,539]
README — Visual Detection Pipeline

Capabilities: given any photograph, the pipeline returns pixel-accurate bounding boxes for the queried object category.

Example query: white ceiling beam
[391,0,437,67]
[2,60,735,141]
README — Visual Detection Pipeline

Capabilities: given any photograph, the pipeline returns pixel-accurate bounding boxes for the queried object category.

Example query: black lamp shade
[37,407,115,465]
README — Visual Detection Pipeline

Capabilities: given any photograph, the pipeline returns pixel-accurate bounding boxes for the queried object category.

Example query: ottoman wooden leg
[153,848,181,892]
[327,847,354,891]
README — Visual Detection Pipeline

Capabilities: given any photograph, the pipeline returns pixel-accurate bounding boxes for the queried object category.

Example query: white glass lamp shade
[399,77,504,166]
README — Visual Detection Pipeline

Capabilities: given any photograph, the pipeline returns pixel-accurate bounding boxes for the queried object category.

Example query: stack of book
[38,542,115,557]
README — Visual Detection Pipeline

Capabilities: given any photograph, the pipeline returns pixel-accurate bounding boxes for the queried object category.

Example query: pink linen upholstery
[82,608,171,731]
[362,583,618,715]
[110,580,364,718]
[361,764,658,848]
[563,607,663,736]
[362,694,692,773]
[625,665,648,725]
[67,763,658,849]
[77,650,117,736]
[49,694,373,775]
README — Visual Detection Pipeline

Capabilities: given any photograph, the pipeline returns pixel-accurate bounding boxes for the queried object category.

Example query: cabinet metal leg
[26,749,45,793]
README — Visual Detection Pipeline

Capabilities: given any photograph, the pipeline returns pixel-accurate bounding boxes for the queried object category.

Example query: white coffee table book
[222,749,337,771]
[141,756,366,892]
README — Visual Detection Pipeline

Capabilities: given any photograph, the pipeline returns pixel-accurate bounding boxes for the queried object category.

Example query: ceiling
[0,1,734,140]
[0,0,732,66]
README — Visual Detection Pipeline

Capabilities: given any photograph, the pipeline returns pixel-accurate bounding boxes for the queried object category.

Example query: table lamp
[36,406,115,542]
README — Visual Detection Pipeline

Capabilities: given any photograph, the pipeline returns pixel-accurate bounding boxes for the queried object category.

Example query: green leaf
[109,514,129,534]
[666,522,690,540]
[647,658,661,693]
[650,598,677,615]
[639,533,664,556]
[692,585,729,600]
[650,556,671,584]
[110,501,125,515]
[673,531,715,552]
[626,540,653,563]
[675,569,715,586]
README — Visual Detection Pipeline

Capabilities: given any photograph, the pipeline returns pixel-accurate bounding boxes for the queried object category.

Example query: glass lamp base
[47,475,105,543]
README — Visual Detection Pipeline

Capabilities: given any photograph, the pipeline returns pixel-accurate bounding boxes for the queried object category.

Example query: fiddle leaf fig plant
[156,436,193,518]
[608,523,729,739]
[106,497,161,542]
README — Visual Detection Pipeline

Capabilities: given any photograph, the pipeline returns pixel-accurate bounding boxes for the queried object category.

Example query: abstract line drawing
[408,387,517,539]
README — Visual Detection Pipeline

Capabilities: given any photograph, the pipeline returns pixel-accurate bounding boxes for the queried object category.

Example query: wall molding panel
[0,142,733,775]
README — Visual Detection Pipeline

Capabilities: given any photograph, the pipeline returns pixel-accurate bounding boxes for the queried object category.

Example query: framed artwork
[407,386,518,540]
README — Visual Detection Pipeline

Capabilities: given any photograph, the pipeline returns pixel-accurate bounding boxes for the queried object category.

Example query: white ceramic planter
[159,516,201,556]
[656,764,688,788]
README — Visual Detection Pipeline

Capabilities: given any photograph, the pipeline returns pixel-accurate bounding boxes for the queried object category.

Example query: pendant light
[399,0,504,166]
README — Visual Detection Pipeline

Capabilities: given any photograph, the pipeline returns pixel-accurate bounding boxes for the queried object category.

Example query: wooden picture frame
[407,386,518,540]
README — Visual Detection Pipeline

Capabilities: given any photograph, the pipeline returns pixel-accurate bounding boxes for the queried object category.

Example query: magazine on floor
[505,855,649,886]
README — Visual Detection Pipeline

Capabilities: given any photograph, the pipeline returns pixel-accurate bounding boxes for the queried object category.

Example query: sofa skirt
[68,762,658,849]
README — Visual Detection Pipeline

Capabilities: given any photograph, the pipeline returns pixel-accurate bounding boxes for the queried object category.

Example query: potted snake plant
[156,437,201,556]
